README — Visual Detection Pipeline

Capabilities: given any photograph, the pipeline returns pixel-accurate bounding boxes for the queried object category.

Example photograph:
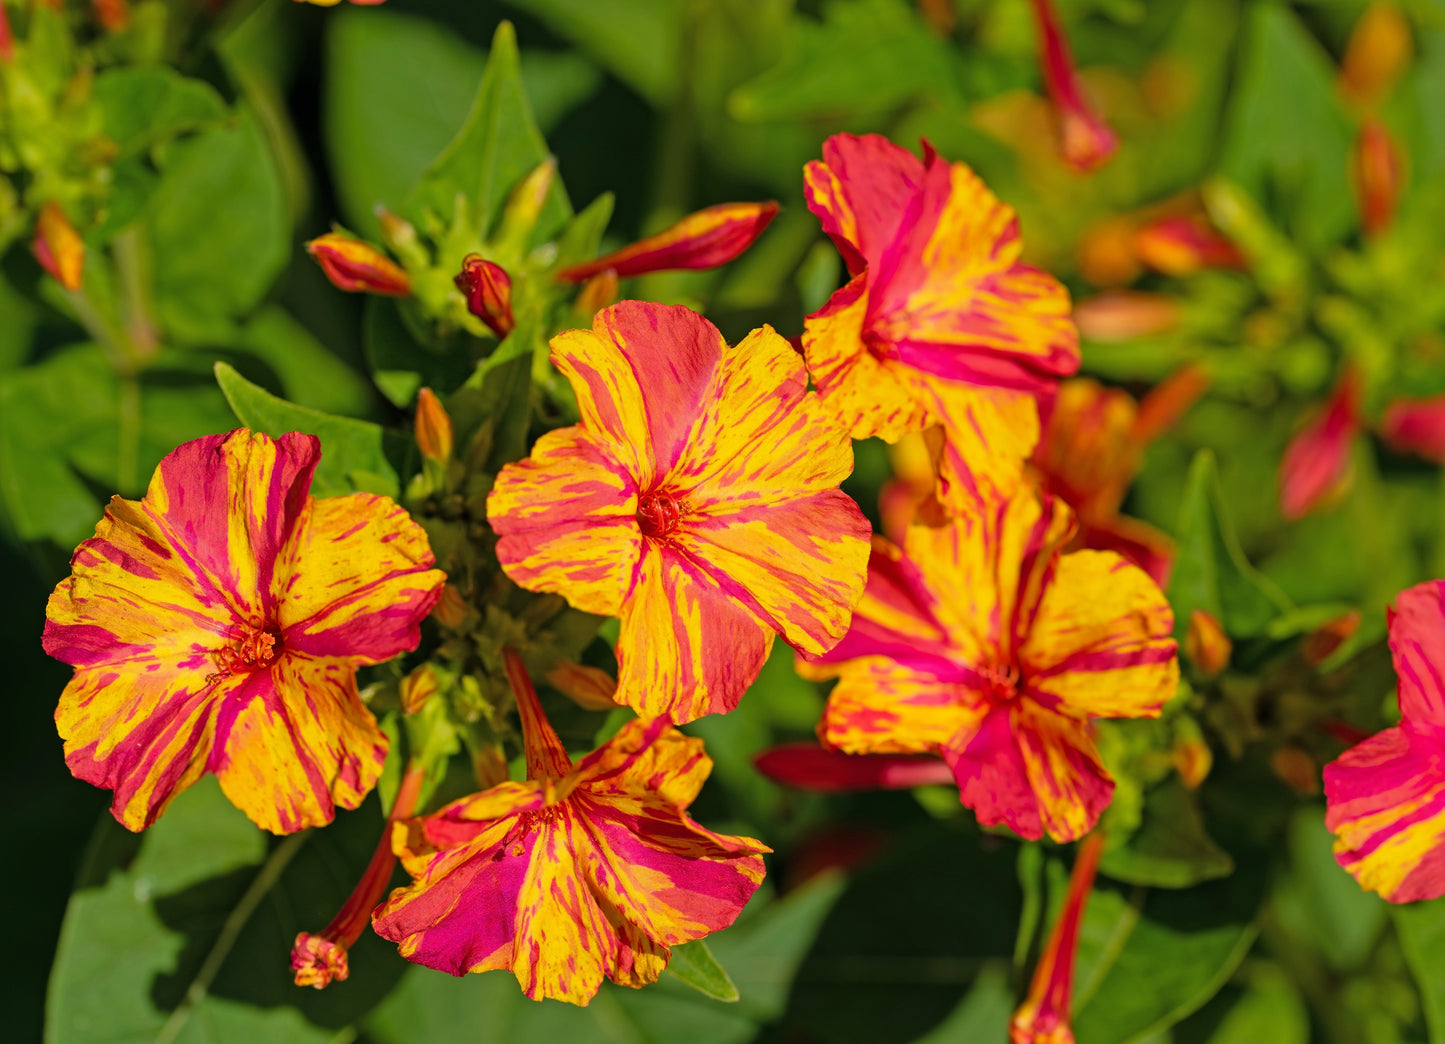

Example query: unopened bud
[1076,215,1142,287]
[1301,610,1362,665]
[1271,745,1320,795]
[1340,2,1412,111]
[400,664,440,716]
[1185,610,1232,677]
[1172,737,1213,790]
[431,584,470,629]
[557,201,779,283]
[1353,118,1403,238]
[1280,370,1362,521]
[414,387,454,464]
[33,202,85,291]
[497,157,558,243]
[455,255,515,339]
[545,661,619,711]
[917,0,955,35]
[0,3,14,62]
[92,0,130,31]
[1028,0,1118,172]
[1135,215,1244,276]
[574,269,619,319]
[1074,291,1181,343]
[306,233,410,296]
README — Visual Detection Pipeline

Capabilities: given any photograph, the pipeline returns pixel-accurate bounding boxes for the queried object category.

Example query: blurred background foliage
[7,0,1445,1041]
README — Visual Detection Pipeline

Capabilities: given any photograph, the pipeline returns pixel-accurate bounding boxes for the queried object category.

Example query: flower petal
[277,493,444,663]
[1020,550,1178,719]
[489,427,643,617]
[924,380,1042,514]
[211,657,388,834]
[614,548,774,722]
[675,491,870,657]
[573,717,710,809]
[754,743,956,791]
[803,133,927,275]
[1325,723,1445,902]
[821,659,982,755]
[1388,580,1445,724]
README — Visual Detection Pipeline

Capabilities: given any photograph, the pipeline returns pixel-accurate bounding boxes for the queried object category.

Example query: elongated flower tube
[1010,832,1104,1044]
[372,650,770,1005]
[34,201,85,291]
[803,133,1078,509]
[1280,369,1362,521]
[307,233,410,296]
[556,202,778,283]
[42,429,445,833]
[413,387,453,465]
[1028,0,1118,172]
[1326,581,1445,901]
[292,762,427,988]
[488,301,870,723]
[754,743,955,792]
[806,489,1178,843]
[1381,394,1445,463]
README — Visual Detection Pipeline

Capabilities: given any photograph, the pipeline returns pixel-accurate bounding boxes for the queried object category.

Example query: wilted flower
[802,133,1078,508]
[1326,581,1445,901]
[1280,369,1362,521]
[42,429,445,833]
[557,202,778,283]
[808,487,1178,842]
[455,255,515,339]
[34,201,85,291]
[488,301,870,723]
[307,233,410,296]
[1027,0,1118,171]
[372,650,769,1005]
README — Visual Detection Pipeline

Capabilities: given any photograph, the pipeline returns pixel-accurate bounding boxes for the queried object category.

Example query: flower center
[979,662,1021,704]
[215,625,281,675]
[637,489,686,540]
[492,803,565,860]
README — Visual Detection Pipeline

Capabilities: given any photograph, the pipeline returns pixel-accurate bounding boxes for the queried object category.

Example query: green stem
[112,226,159,365]
[117,373,141,494]
[67,286,132,375]
[153,831,310,1044]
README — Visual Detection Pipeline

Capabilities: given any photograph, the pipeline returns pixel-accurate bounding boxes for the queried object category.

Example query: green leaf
[403,22,571,244]
[1391,893,1445,1041]
[146,106,289,344]
[665,940,740,1003]
[1071,867,1264,1044]
[1175,963,1308,1044]
[215,362,403,497]
[229,307,375,418]
[324,7,600,236]
[1168,449,1293,641]
[1217,4,1356,250]
[729,0,957,122]
[554,192,616,271]
[363,297,480,409]
[1100,778,1235,889]
[91,67,227,159]
[1271,808,1386,973]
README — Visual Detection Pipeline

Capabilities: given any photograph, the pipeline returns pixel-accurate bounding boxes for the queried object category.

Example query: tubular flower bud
[414,387,454,465]
[400,664,440,716]
[1380,394,1445,463]
[545,660,619,711]
[556,201,779,283]
[1340,2,1412,111]
[1184,609,1232,678]
[1302,610,1362,666]
[754,743,955,792]
[1172,733,1213,790]
[0,4,12,63]
[1028,0,1118,172]
[292,763,427,988]
[430,584,470,629]
[1073,291,1181,343]
[34,202,85,291]
[92,0,130,31]
[574,268,619,318]
[1134,215,1245,276]
[1010,832,1105,1044]
[1272,746,1319,795]
[1280,369,1363,521]
[306,234,410,296]
[1353,118,1404,238]
[455,255,515,339]
[498,157,558,240]
[917,0,955,36]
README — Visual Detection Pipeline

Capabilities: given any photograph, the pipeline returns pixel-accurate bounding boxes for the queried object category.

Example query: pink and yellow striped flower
[372,650,769,1005]
[42,429,445,834]
[802,134,1078,508]
[806,488,1178,842]
[487,301,871,723]
[1325,580,1445,902]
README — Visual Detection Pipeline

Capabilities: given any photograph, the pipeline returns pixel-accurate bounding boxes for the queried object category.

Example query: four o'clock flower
[802,133,1078,510]
[806,486,1178,842]
[42,429,446,833]
[556,202,779,284]
[372,649,769,1005]
[487,301,870,723]
[306,233,411,296]
[1326,580,1445,902]
[455,255,516,339]
[1027,0,1119,172]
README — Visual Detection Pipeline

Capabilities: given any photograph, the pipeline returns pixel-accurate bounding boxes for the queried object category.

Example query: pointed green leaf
[1100,778,1235,889]
[665,940,740,1003]
[215,362,402,498]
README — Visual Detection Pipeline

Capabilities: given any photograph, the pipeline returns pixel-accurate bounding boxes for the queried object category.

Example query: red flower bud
[305,233,409,296]
[1135,215,1244,276]
[754,743,955,792]
[414,387,454,465]
[1028,0,1118,172]
[1340,2,1412,111]
[33,202,85,291]
[1381,394,1445,463]
[1185,609,1232,678]
[92,0,130,31]
[1280,370,1363,521]
[1353,118,1403,238]
[0,3,14,62]
[557,201,779,283]
[455,255,515,339]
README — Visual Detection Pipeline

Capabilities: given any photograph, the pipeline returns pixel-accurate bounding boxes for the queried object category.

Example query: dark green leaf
[363,297,479,409]
[1391,894,1445,1041]
[1271,808,1385,972]
[665,940,739,1003]
[1100,778,1235,889]
[230,306,375,418]
[1168,449,1293,640]
[215,362,402,497]
[91,67,227,159]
